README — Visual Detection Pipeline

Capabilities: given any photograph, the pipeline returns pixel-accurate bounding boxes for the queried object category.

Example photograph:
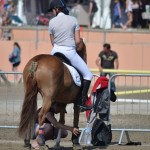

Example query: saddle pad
[63,63,81,87]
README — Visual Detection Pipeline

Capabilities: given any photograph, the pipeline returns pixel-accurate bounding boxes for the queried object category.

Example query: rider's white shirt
[48,12,80,47]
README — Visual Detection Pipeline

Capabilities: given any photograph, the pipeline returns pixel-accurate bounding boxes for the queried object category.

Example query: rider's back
[48,13,80,47]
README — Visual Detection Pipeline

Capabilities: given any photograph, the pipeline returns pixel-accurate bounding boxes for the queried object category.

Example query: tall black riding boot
[80,80,92,111]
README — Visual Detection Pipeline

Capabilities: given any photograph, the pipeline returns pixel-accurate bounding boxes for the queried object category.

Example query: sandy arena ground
[0,127,150,150]
[0,80,150,150]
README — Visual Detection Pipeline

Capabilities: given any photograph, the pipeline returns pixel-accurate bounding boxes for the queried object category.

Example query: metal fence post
[35,27,38,49]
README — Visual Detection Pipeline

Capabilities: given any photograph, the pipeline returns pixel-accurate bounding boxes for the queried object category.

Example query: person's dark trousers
[100,72,116,92]
[80,80,92,111]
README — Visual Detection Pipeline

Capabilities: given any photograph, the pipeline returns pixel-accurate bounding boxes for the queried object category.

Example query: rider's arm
[75,29,81,47]
[88,1,93,14]
[46,112,78,135]
[50,34,54,46]
[114,58,119,70]
[95,56,103,72]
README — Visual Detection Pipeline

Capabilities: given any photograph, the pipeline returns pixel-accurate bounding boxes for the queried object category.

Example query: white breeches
[100,0,111,29]
[92,0,102,28]
[92,0,111,29]
[50,45,93,81]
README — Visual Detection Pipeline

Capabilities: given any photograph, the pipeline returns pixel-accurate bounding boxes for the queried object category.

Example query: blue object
[11,15,23,23]
[37,128,45,146]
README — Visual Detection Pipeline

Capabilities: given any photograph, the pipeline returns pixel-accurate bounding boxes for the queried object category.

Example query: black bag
[93,88,110,121]
[91,119,112,146]
[92,1,98,13]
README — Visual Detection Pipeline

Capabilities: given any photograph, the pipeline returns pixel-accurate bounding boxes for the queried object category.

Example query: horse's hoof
[24,139,31,147]
[24,144,31,148]
[53,144,63,150]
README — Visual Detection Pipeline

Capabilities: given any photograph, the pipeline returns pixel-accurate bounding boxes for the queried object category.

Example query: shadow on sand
[46,145,108,150]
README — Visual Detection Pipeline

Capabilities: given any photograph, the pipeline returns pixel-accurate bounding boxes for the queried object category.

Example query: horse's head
[77,38,87,63]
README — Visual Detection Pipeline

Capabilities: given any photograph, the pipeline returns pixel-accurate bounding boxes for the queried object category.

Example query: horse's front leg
[54,129,62,149]
[72,104,80,145]
[54,110,65,149]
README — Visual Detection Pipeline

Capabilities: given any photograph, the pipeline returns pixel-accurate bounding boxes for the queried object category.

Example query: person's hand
[99,67,103,73]
[73,128,79,136]
[31,139,40,149]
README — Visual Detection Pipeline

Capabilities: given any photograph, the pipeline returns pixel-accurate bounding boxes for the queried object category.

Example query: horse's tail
[18,62,38,138]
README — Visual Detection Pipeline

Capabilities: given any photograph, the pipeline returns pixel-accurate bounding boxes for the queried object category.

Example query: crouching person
[32,103,79,149]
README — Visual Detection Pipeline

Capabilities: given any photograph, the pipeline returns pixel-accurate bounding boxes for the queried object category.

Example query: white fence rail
[108,74,150,144]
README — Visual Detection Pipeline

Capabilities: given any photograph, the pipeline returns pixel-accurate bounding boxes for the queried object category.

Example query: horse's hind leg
[37,95,52,145]
[39,95,52,126]
[24,131,31,148]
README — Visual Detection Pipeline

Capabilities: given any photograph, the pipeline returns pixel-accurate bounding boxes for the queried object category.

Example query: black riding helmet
[48,0,69,15]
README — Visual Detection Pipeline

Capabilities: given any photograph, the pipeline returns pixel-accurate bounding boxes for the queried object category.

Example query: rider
[48,0,93,111]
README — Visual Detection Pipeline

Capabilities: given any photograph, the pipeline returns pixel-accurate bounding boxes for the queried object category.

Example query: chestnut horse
[18,39,87,145]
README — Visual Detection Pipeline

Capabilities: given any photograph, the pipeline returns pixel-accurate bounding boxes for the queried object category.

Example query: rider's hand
[73,128,79,136]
